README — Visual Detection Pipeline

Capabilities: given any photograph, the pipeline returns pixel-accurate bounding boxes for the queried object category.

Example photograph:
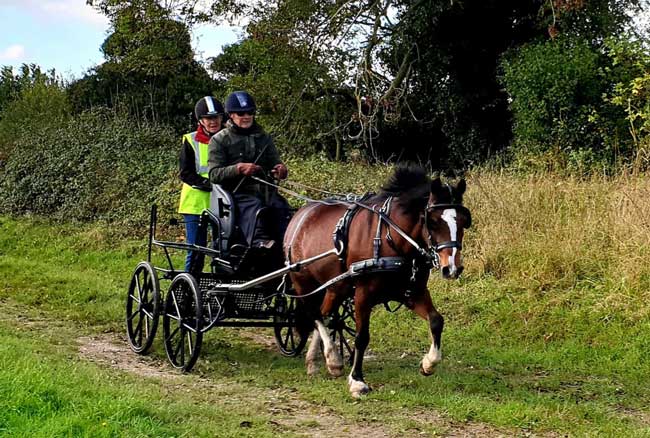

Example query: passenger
[207,90,290,250]
[178,96,225,272]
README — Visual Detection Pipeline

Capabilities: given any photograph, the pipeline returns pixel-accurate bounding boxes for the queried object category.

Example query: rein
[252,176,467,300]
[253,176,432,259]
[252,176,467,261]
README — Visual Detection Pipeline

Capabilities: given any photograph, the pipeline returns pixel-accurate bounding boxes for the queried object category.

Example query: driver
[207,90,290,250]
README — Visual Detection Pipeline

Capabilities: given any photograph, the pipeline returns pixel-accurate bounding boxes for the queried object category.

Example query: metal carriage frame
[125,186,356,372]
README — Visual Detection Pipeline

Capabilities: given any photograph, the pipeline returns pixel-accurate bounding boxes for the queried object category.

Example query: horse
[283,164,471,398]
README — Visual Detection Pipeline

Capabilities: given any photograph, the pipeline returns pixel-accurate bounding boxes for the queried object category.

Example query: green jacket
[208,121,282,194]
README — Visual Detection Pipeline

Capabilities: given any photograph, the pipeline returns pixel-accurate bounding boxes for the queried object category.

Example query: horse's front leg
[412,290,444,375]
[348,290,372,398]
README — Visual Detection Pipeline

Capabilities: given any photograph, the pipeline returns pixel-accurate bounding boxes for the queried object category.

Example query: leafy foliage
[0,108,178,224]
[500,38,605,152]
[604,37,650,169]
[71,0,218,131]
[209,1,357,160]
[0,64,70,161]
[204,0,644,167]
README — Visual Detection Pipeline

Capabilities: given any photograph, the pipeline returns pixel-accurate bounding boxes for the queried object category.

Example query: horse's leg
[305,328,322,376]
[348,289,372,398]
[317,289,345,377]
[314,320,344,377]
[412,290,444,375]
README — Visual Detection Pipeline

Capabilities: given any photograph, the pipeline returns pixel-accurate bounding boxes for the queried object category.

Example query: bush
[0,65,70,161]
[500,36,626,170]
[0,108,179,225]
[604,38,650,171]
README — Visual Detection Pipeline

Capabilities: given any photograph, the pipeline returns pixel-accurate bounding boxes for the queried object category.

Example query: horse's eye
[427,215,443,229]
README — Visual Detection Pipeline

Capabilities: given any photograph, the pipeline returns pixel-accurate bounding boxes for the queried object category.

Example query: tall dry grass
[458,170,650,326]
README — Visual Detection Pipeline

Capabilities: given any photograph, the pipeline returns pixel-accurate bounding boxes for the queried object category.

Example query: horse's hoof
[325,349,344,377]
[419,361,436,376]
[349,378,371,398]
[307,362,320,376]
[327,364,344,378]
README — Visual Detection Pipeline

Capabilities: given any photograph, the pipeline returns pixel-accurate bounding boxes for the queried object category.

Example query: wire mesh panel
[198,275,275,322]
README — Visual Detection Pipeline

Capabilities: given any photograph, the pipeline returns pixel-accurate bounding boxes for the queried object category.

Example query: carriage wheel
[330,297,356,365]
[162,273,203,372]
[273,295,307,357]
[126,261,161,354]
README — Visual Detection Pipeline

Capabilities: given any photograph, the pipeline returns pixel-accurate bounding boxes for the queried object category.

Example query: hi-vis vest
[178,132,211,215]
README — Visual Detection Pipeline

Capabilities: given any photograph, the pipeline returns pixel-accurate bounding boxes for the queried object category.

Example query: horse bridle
[423,203,471,268]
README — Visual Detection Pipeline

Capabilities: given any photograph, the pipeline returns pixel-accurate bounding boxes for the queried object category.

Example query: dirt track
[2,299,527,437]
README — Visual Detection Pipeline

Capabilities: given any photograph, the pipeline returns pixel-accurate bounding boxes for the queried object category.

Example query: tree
[73,0,218,130]
[88,0,646,166]
[0,64,69,160]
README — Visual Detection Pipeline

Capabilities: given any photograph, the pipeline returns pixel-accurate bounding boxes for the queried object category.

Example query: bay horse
[283,164,471,398]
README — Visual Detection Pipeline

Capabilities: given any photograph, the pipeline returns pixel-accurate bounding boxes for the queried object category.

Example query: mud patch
[76,333,394,437]
[78,334,182,381]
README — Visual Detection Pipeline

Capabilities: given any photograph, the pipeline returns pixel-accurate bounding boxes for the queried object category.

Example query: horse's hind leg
[315,320,344,377]
[305,328,322,376]
[413,291,444,375]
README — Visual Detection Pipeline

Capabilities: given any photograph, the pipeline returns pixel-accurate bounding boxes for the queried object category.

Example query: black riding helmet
[195,96,225,120]
[225,91,256,114]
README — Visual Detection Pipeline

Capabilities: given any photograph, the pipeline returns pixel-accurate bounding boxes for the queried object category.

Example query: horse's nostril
[457,266,464,277]
[442,266,450,277]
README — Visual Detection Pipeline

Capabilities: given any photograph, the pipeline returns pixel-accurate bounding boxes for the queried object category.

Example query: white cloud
[0,44,26,61]
[3,0,108,29]
[41,0,109,28]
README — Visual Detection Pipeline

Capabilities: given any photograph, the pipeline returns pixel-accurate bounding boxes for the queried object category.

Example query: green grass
[0,312,293,437]
[3,168,650,437]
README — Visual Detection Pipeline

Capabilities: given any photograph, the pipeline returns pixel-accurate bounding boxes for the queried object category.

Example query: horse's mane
[374,163,430,213]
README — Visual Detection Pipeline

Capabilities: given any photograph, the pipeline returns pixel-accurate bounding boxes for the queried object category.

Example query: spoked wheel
[162,273,203,372]
[126,261,161,354]
[330,297,356,365]
[273,295,307,357]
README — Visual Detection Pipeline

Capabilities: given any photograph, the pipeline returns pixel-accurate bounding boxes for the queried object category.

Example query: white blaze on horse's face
[439,208,463,279]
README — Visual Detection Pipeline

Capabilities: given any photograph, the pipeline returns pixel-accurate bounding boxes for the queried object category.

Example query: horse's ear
[456,179,466,196]
[431,177,443,193]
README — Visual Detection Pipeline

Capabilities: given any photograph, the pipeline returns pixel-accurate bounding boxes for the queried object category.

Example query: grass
[0,322,304,437]
[3,169,650,436]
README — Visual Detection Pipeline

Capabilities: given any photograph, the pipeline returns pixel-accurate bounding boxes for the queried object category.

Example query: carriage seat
[205,183,269,257]
[205,184,237,256]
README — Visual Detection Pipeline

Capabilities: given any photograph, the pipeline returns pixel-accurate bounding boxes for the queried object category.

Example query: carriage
[125,184,355,372]
[126,166,471,398]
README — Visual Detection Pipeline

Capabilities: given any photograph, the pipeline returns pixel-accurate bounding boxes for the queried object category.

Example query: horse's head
[423,178,471,279]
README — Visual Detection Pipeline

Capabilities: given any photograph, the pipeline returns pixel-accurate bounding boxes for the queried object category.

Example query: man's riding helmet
[195,96,224,120]
[225,91,256,114]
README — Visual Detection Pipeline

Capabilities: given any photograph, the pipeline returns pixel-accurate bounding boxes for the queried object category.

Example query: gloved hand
[271,163,288,180]
[236,162,262,176]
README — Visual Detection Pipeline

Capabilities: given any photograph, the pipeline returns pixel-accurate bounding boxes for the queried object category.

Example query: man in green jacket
[208,91,289,249]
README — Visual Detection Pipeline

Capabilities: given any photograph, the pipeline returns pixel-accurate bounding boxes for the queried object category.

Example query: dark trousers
[234,192,290,246]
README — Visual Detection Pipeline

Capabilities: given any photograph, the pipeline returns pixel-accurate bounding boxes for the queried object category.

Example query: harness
[332,193,372,264]
[327,195,435,309]
[252,176,468,307]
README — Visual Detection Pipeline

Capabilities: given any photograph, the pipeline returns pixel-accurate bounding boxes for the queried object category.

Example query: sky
[0,0,240,80]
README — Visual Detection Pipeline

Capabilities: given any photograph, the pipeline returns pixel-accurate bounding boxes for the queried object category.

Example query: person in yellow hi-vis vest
[178,96,225,272]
